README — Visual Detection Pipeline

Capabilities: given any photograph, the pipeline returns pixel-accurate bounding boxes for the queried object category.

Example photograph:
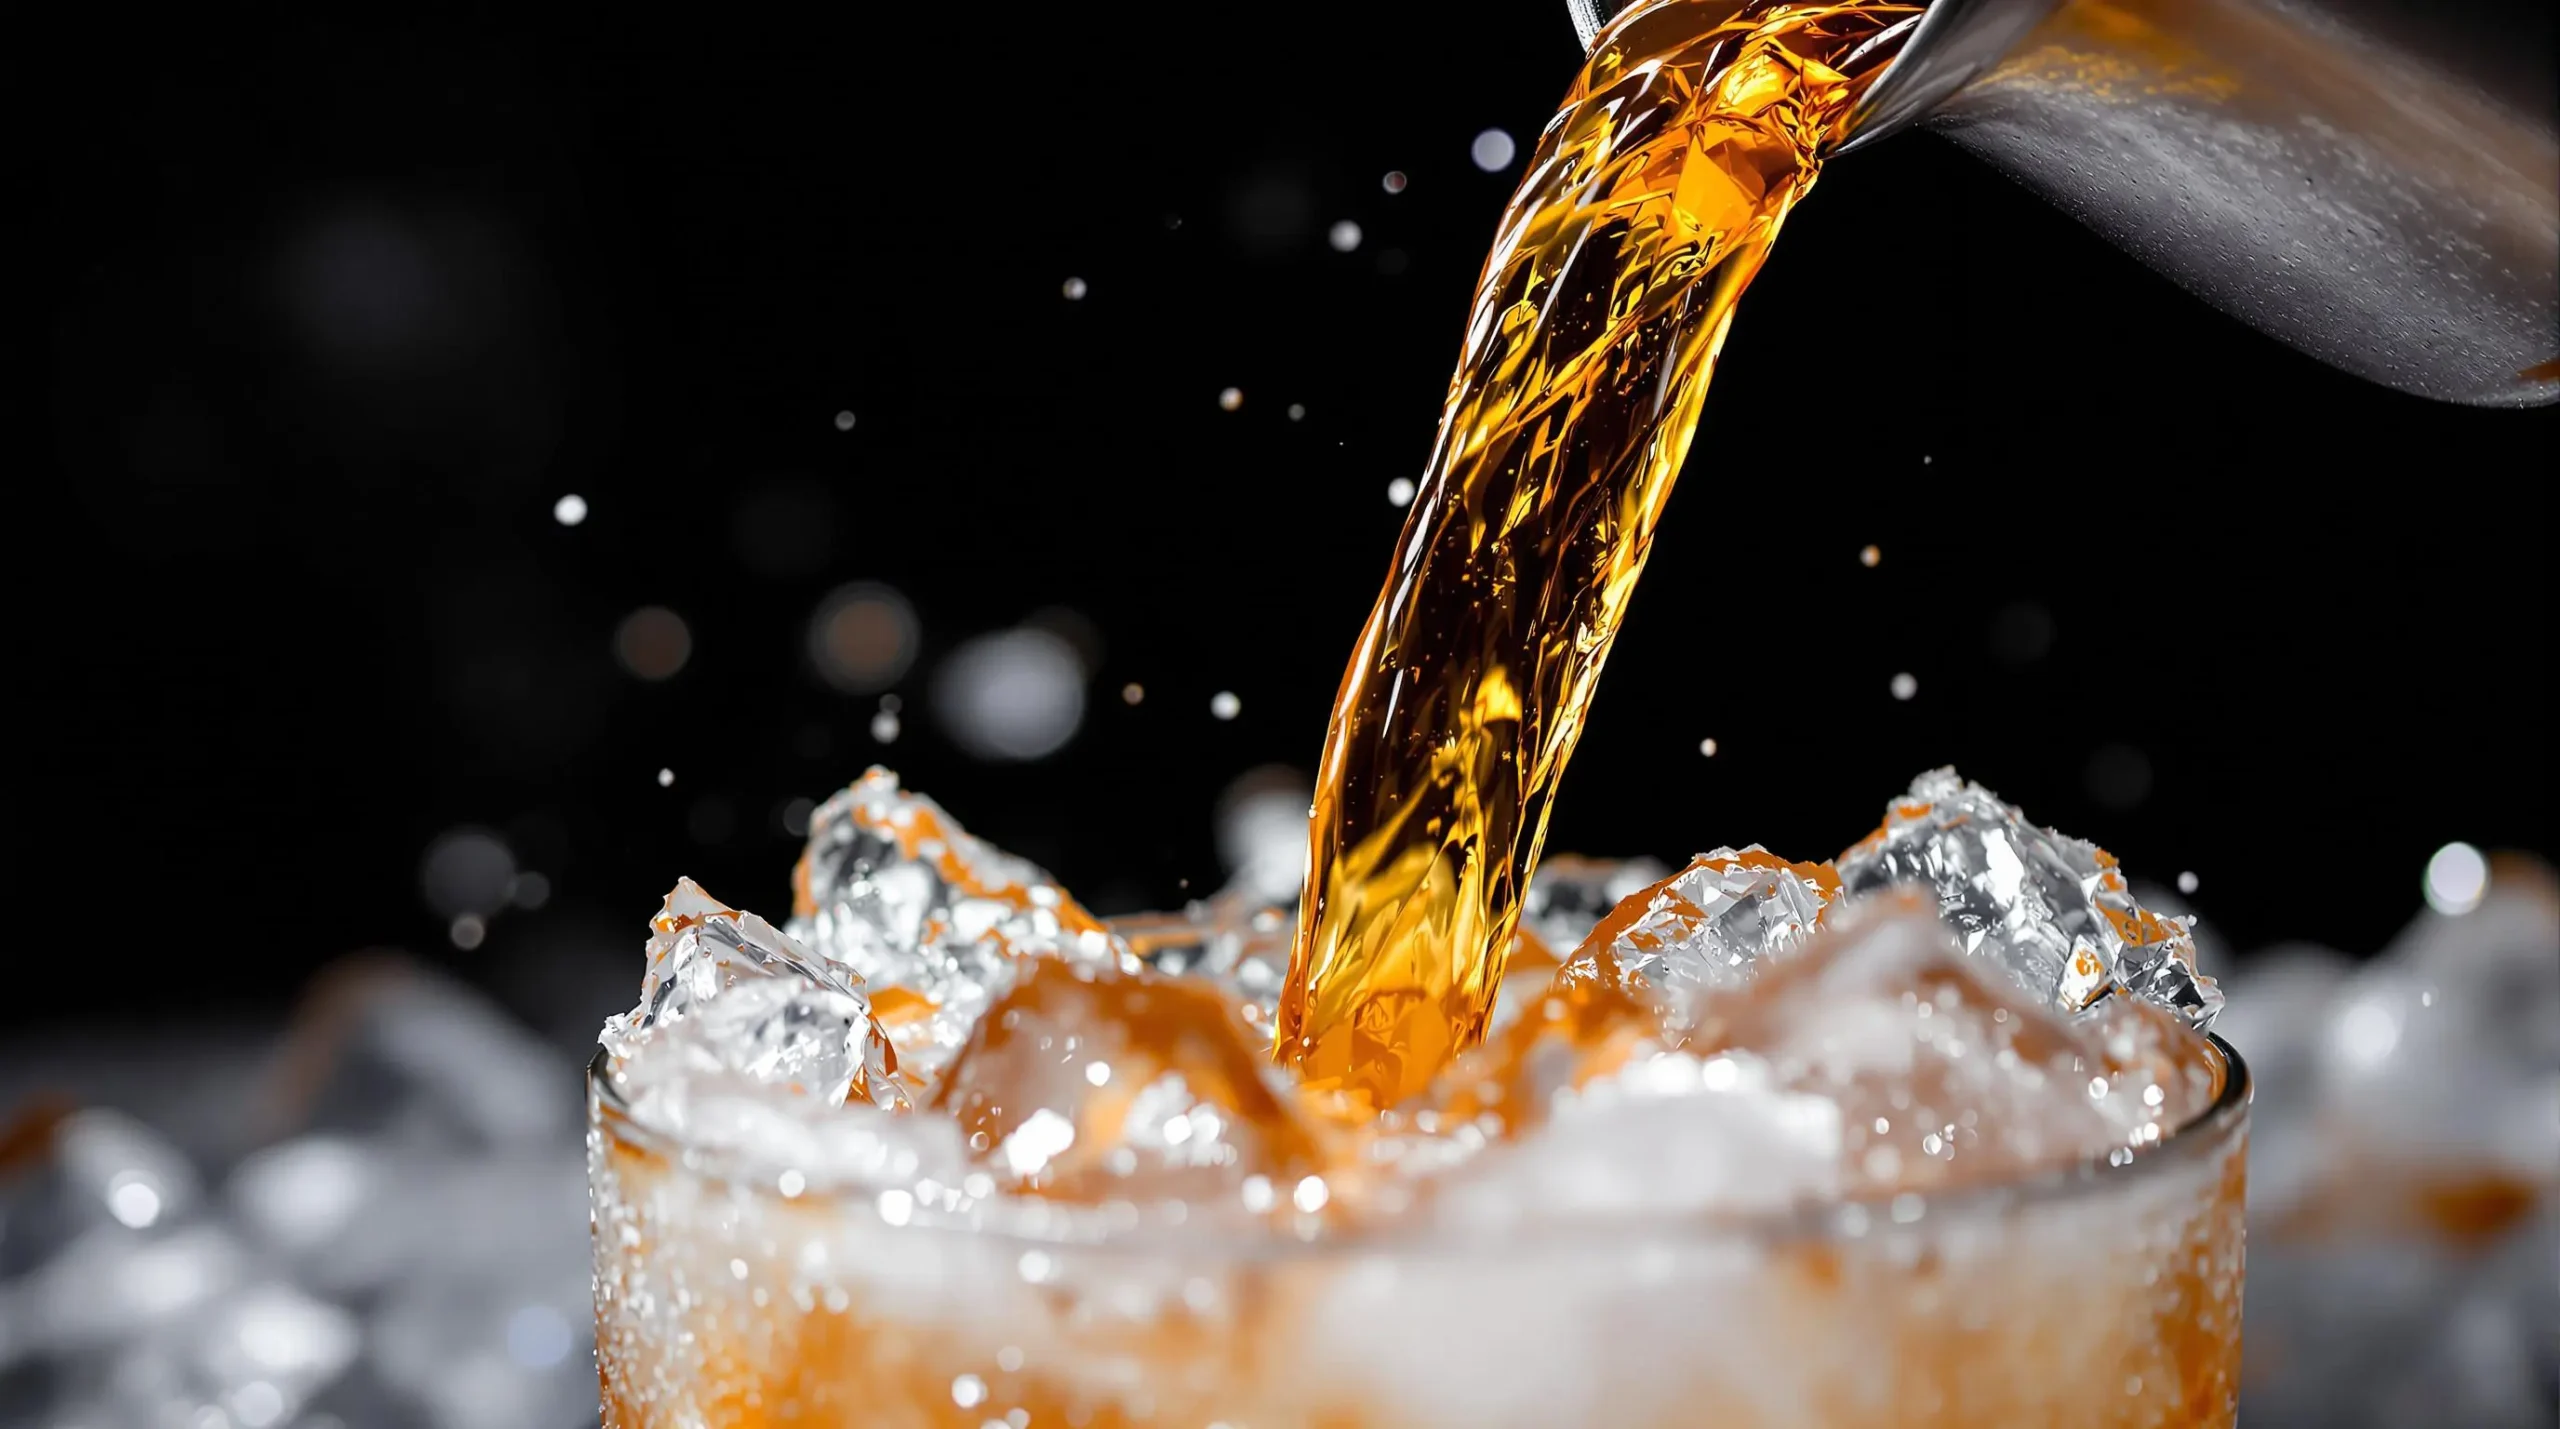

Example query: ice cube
[2211,945,2352,1216]
[370,1260,594,1429]
[2132,877,2234,973]
[91,1281,361,1429]
[2243,1208,2559,1427]
[0,1109,199,1278]
[789,768,1128,1078]
[236,1149,587,1303]
[1552,846,1838,1030]
[2240,1238,2475,1429]
[269,954,575,1150]
[2214,945,2352,1105]
[2306,857,2559,1209]
[1837,767,2222,1030]
[929,959,1328,1205]
[224,1135,384,1266]
[603,878,905,1112]
[1,1222,250,1365]
[2378,1223,2559,1429]
[1519,854,1673,955]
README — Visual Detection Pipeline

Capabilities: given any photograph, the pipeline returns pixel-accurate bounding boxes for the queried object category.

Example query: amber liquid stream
[1276,0,1920,1111]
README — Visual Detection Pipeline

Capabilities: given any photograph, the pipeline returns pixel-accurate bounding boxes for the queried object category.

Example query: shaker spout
[1567,0,2560,407]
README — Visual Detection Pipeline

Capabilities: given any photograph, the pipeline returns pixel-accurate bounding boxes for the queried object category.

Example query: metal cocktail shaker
[1569,0,2560,407]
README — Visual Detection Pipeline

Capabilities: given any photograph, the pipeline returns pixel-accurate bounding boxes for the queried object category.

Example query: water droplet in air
[834,410,857,431]
[1122,683,1145,705]
[1210,691,1242,721]
[1859,544,1881,567]
[657,768,675,787]
[1471,129,1517,171]
[1382,170,1409,194]
[552,493,587,526]
[1218,387,1244,412]
[1698,737,1718,757]
[1386,477,1417,507]
[2176,870,2199,895]
[1889,672,1918,701]
[1062,276,1088,300]
[1329,220,1363,252]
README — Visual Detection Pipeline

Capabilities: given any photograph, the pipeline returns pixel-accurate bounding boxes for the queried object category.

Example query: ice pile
[0,958,601,1429]
[2217,856,2559,1427]
[1427,891,2214,1225]
[1538,769,2219,1044]
[600,771,1331,1220]
[603,765,2227,1240]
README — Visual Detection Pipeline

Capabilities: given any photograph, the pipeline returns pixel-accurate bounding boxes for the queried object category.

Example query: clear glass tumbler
[588,1034,2248,1428]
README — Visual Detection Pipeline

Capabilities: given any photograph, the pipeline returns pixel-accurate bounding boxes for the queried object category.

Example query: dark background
[19,6,2554,1037]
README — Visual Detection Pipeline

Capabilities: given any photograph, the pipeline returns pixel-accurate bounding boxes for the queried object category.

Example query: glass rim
[586,1028,2247,1259]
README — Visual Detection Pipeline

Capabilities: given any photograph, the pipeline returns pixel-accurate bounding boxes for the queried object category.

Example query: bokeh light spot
[932,629,1086,762]
[807,583,920,695]
[2424,841,2488,915]
[614,607,692,681]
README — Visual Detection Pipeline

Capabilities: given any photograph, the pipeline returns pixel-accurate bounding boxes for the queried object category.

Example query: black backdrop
[20,5,2554,1035]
